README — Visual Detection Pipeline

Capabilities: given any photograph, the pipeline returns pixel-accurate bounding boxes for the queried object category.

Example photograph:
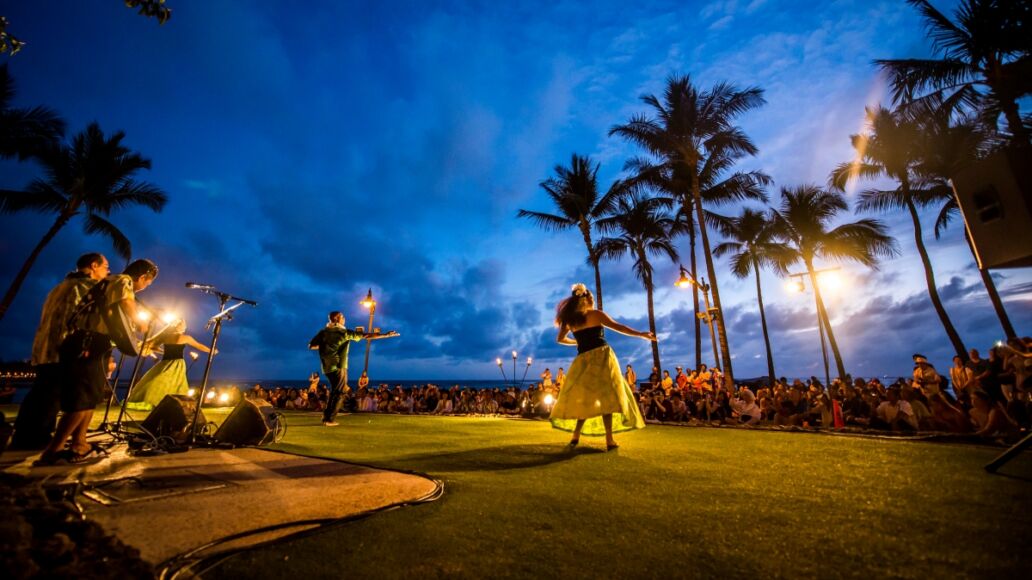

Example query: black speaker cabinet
[214,398,282,446]
[141,394,206,443]
[951,147,1032,269]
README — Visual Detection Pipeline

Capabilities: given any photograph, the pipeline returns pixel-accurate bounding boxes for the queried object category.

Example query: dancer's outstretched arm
[594,310,656,341]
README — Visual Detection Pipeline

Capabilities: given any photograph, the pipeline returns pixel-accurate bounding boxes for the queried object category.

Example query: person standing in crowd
[625,364,637,392]
[555,367,565,392]
[648,366,660,389]
[911,354,943,398]
[36,259,158,465]
[661,370,674,394]
[124,320,214,412]
[675,366,689,392]
[549,283,651,451]
[949,355,975,397]
[13,253,109,450]
[309,311,394,426]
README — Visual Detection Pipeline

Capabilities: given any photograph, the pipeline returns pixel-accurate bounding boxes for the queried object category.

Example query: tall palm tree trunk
[692,182,733,386]
[687,214,702,370]
[806,260,846,380]
[905,198,967,359]
[0,212,72,322]
[643,267,661,372]
[579,221,602,309]
[963,229,1017,340]
[753,258,776,381]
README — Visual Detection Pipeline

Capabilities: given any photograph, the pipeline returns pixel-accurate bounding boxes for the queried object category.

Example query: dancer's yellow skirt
[550,345,645,436]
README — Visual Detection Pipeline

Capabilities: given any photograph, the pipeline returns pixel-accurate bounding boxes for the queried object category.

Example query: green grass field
[198,412,1032,579]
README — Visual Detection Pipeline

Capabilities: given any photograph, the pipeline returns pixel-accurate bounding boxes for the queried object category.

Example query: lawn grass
[203,413,1032,579]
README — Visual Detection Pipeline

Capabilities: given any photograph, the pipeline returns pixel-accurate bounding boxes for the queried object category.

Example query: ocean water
[2,378,531,404]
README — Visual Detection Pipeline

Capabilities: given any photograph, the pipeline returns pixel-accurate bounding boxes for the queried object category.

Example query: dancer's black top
[162,343,186,361]
[573,326,607,354]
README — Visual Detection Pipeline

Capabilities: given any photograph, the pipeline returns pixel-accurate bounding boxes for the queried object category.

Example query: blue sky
[0,0,1029,381]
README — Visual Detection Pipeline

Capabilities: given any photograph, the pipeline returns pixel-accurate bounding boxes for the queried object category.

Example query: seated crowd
[242,337,1030,442]
[634,338,1031,440]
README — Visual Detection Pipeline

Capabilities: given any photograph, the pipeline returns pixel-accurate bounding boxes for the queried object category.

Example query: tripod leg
[985,431,1032,473]
[98,353,126,430]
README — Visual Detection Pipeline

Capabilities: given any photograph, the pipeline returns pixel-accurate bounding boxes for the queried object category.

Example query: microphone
[185,282,215,290]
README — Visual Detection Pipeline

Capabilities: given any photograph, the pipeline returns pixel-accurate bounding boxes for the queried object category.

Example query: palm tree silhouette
[0,64,65,160]
[595,195,678,372]
[770,186,898,380]
[712,208,792,382]
[0,123,168,321]
[876,0,1031,148]
[624,148,769,371]
[517,154,627,309]
[610,74,767,386]
[831,105,967,359]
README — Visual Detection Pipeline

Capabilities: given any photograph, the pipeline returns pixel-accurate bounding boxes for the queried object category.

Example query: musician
[12,253,109,450]
[309,311,394,426]
[35,259,158,466]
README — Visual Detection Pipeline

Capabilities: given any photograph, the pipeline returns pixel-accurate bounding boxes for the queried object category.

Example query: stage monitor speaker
[951,147,1032,269]
[141,395,206,444]
[214,398,283,446]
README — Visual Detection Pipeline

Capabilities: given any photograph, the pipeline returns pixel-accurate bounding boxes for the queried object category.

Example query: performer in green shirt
[309,311,395,426]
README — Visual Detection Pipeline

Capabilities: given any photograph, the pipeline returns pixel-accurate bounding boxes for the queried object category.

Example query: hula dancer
[550,283,652,451]
[125,320,214,412]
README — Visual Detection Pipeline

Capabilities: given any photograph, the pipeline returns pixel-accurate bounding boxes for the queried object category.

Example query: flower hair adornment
[571,283,589,297]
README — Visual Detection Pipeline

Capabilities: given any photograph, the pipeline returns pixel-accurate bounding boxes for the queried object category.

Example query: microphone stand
[96,352,127,432]
[187,285,257,446]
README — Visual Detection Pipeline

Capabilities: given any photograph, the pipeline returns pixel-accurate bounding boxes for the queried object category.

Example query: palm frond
[83,213,132,259]
[515,209,573,232]
[855,188,908,214]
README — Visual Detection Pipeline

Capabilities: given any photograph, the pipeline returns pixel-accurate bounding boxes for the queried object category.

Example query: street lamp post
[360,289,376,378]
[676,265,720,371]
[520,356,532,388]
[786,266,840,387]
[511,350,517,388]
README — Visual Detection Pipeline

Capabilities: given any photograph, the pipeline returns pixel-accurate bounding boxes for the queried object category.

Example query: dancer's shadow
[389,443,599,473]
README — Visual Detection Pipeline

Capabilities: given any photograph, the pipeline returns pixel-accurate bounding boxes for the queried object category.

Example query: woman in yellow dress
[550,283,653,450]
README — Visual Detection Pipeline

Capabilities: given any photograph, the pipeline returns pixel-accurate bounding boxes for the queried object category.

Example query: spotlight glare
[544,394,554,405]
[160,311,177,324]
[137,310,151,322]
[206,390,215,400]
[218,392,230,403]
[187,388,196,397]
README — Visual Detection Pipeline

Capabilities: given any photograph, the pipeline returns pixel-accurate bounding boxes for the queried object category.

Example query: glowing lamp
[496,358,502,366]
[675,266,693,288]
[818,270,842,292]
[526,357,532,365]
[206,390,216,400]
[187,388,196,397]
[544,394,554,406]
[512,351,517,359]
[360,288,376,309]
[137,310,151,322]
[160,311,178,324]
[218,392,230,404]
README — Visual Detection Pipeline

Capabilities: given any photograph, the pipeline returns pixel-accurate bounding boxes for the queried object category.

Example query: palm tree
[517,154,627,309]
[712,208,792,382]
[610,74,767,386]
[624,149,770,371]
[831,105,967,359]
[0,63,65,160]
[876,0,1031,148]
[0,122,168,322]
[770,186,899,380]
[595,195,678,372]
